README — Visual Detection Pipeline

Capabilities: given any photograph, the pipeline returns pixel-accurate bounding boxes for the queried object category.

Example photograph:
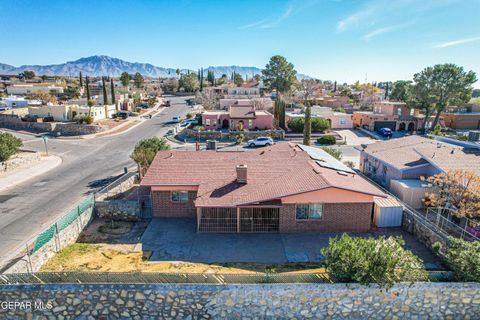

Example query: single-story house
[285,106,353,129]
[202,103,274,130]
[28,104,116,121]
[219,98,273,110]
[140,143,389,233]
[442,112,480,130]
[6,84,64,95]
[359,135,480,208]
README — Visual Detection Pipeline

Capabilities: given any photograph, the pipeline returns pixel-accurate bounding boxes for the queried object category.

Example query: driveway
[334,129,376,146]
[141,218,443,268]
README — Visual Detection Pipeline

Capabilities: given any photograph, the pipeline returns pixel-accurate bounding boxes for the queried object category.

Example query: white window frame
[295,203,323,220]
[171,191,189,203]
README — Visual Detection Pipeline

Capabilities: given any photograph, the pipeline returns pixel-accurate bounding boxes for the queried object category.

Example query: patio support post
[237,207,240,233]
[196,208,201,233]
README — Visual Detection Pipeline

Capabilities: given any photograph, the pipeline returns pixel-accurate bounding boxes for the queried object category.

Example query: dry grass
[40,243,325,274]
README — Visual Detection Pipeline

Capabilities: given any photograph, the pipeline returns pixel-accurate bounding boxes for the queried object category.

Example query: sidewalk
[0,155,62,192]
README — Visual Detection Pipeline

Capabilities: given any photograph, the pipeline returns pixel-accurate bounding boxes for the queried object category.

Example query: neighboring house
[285,106,353,129]
[318,96,350,109]
[224,82,262,98]
[442,112,480,130]
[359,135,480,208]
[353,101,417,132]
[0,96,30,108]
[140,143,388,233]
[6,84,64,95]
[28,104,116,121]
[219,98,273,110]
[202,102,274,130]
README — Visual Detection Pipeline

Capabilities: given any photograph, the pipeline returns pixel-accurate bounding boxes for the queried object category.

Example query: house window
[296,203,323,220]
[171,191,189,202]
[248,119,253,128]
[205,119,211,126]
[213,119,217,126]
[340,119,346,125]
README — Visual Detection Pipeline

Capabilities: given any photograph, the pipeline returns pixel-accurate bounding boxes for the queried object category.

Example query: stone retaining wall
[182,127,285,141]
[402,210,448,255]
[95,200,141,221]
[0,114,107,135]
[0,282,478,319]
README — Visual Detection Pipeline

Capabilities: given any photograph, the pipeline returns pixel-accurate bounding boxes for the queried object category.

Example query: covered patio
[197,207,281,233]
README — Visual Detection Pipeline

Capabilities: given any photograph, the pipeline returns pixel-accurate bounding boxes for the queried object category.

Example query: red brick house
[141,143,387,233]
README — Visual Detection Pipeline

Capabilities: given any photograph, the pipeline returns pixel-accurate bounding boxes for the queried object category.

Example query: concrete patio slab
[141,218,444,268]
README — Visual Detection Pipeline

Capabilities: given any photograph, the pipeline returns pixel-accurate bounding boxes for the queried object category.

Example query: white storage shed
[374,197,403,228]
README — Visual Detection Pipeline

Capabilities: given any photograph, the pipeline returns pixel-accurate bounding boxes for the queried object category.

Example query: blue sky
[1,0,479,85]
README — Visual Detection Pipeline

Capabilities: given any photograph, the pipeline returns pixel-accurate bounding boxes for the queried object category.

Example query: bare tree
[250,98,273,111]
[296,79,322,104]
[194,90,218,110]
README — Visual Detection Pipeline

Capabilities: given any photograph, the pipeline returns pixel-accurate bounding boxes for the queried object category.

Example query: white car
[248,137,274,147]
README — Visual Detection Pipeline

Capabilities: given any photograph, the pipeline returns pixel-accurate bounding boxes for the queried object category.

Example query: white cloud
[433,36,480,49]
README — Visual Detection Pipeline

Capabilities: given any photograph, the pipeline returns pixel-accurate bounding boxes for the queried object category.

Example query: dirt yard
[40,219,325,274]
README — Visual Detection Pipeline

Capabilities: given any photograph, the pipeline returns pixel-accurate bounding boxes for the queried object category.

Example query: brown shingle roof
[414,144,480,175]
[141,143,386,206]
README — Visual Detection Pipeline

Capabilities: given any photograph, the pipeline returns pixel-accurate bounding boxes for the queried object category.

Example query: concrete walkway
[0,155,62,192]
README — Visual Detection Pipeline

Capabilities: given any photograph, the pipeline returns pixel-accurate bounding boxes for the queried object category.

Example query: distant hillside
[0,55,312,80]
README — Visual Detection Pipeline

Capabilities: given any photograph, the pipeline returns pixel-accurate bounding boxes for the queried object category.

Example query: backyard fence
[0,271,453,285]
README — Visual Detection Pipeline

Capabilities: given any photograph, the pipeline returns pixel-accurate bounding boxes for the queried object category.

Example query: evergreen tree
[303,102,312,146]
[134,72,144,89]
[334,81,337,92]
[79,72,83,88]
[385,82,389,100]
[85,76,91,101]
[200,68,204,92]
[120,72,130,87]
[110,78,116,107]
[102,77,108,105]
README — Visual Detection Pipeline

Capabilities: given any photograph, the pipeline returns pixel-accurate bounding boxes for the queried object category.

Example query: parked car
[162,100,171,107]
[378,127,393,138]
[248,137,274,147]
[172,116,183,123]
[185,98,194,106]
[113,111,131,119]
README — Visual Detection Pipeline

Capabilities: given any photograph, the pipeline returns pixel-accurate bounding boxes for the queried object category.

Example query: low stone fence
[1,150,41,173]
[0,282,478,319]
[95,200,141,221]
[181,127,285,141]
[0,114,107,135]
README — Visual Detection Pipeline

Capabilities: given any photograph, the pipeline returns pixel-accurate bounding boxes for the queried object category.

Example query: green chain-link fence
[31,194,95,253]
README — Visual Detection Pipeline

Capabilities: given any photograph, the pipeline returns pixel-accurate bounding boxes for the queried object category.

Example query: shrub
[322,147,342,160]
[288,117,330,133]
[82,115,94,124]
[317,135,336,145]
[321,233,428,286]
[287,117,304,133]
[186,113,193,119]
[0,132,23,162]
[456,135,468,141]
[442,237,480,282]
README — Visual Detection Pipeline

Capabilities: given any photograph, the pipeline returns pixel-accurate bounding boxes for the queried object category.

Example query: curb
[0,155,63,192]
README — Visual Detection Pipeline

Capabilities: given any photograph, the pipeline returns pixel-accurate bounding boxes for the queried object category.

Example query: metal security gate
[240,208,280,233]
[198,208,237,233]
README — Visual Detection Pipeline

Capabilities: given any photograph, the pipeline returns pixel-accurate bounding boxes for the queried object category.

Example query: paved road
[0,96,192,261]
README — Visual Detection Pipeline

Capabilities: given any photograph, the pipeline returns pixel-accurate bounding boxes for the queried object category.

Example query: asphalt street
[0,96,192,261]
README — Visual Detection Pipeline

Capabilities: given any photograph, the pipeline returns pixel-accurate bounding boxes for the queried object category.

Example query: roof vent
[236,164,247,184]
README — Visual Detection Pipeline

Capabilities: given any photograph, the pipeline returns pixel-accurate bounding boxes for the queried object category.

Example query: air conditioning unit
[468,130,480,142]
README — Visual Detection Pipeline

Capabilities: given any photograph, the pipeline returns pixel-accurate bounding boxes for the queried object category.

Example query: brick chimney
[236,164,248,184]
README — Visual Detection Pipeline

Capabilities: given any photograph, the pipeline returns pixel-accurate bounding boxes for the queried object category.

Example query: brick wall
[279,202,373,232]
[151,191,197,218]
